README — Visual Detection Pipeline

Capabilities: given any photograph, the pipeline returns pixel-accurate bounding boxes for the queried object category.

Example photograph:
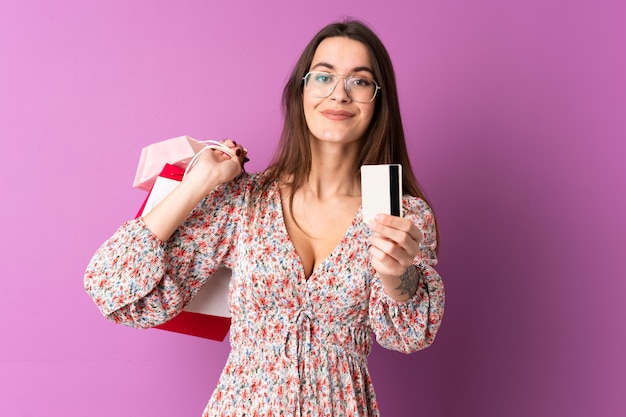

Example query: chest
[231,192,373,316]
[281,194,361,279]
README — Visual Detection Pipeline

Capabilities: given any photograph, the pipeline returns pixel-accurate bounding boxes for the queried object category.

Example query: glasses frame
[302,71,381,103]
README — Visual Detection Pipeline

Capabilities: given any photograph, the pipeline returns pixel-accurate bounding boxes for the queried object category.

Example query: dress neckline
[270,180,363,281]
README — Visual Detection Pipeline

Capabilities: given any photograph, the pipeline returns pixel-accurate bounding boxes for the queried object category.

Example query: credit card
[360,164,402,223]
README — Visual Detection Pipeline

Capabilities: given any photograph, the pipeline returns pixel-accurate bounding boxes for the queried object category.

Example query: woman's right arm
[84,140,247,328]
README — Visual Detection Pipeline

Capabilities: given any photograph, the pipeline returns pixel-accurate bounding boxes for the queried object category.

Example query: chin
[317,133,359,144]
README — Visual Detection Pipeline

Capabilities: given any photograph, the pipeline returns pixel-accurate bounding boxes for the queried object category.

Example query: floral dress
[84,172,445,417]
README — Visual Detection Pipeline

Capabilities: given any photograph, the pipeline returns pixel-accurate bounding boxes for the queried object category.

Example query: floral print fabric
[84,172,444,416]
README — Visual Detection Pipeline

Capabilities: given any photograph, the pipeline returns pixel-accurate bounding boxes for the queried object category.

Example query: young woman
[85,19,444,417]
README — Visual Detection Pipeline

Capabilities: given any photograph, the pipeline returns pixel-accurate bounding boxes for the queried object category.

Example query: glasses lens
[346,77,378,102]
[305,72,336,98]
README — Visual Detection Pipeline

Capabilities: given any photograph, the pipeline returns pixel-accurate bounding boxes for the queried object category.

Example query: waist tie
[284,309,316,416]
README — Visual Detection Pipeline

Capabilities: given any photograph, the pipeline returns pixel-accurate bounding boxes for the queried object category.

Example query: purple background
[1,1,625,416]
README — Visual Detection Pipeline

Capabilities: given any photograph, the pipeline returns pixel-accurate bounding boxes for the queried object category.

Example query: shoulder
[212,171,266,193]
[402,195,436,223]
[208,170,275,203]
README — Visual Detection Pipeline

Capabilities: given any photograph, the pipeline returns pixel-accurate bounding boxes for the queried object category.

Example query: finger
[370,234,415,265]
[375,225,420,253]
[209,141,243,162]
[212,146,236,159]
[222,139,249,163]
[371,214,422,243]
[368,221,422,254]
[369,245,407,276]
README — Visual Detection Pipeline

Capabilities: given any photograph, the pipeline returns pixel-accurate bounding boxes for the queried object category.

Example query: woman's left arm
[367,198,445,353]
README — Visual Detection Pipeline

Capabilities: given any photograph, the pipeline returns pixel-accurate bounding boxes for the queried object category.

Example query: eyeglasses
[303,71,381,103]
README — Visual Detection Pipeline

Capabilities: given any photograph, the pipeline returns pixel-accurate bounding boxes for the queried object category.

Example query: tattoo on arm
[395,264,420,297]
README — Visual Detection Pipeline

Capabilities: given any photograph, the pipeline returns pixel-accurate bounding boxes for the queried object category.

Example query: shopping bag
[133,135,207,192]
[133,136,237,191]
[155,268,231,341]
[135,163,184,217]
[137,163,231,341]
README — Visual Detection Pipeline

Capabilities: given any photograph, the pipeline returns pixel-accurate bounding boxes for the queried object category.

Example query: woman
[85,19,444,416]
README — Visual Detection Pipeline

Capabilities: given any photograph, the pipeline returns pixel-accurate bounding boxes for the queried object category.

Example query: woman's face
[303,37,377,146]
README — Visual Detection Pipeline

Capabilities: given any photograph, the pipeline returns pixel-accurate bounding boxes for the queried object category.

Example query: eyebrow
[311,62,375,76]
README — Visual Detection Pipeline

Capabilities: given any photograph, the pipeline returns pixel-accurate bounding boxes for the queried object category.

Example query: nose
[329,77,351,102]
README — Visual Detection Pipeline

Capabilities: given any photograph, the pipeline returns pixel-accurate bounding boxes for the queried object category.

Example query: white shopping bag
[137,163,231,341]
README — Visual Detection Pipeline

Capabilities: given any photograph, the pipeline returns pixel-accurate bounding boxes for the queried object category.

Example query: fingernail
[236,149,242,156]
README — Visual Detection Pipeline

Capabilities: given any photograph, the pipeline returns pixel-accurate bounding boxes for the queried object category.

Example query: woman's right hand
[184,139,248,194]
[142,139,248,242]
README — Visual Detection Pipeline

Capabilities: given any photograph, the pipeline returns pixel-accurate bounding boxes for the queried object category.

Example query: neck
[305,139,361,200]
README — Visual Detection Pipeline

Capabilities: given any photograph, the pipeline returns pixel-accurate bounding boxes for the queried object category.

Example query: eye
[350,77,374,88]
[313,72,333,84]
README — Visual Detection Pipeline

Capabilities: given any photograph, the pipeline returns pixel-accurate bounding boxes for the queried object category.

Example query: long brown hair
[258,19,438,245]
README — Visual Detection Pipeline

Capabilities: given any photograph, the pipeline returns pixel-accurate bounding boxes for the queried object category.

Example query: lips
[321,109,354,120]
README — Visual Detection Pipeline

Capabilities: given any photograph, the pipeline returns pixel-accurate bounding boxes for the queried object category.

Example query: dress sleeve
[368,197,445,354]
[83,174,251,328]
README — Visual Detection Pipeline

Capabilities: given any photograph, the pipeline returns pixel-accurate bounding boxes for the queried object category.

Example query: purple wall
[1,1,624,416]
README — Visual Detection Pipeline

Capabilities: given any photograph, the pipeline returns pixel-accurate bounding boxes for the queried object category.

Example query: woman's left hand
[367,214,423,299]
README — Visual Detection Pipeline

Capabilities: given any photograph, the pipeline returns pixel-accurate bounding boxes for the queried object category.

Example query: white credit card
[360,164,403,223]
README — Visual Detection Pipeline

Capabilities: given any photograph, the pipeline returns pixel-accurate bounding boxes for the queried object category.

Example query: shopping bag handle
[184,140,237,178]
